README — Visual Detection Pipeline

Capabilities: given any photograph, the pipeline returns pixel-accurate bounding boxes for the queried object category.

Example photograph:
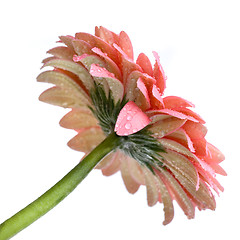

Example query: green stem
[0,132,120,240]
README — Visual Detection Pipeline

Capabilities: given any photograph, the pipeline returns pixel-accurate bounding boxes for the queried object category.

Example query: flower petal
[95,152,116,169]
[47,46,75,60]
[91,47,122,80]
[76,54,107,71]
[37,70,90,104]
[43,58,94,91]
[39,86,86,108]
[90,64,124,103]
[75,32,120,64]
[208,163,227,176]
[153,51,167,95]
[125,71,155,110]
[183,122,207,140]
[163,96,194,109]
[158,109,199,122]
[151,84,165,108]
[95,26,119,45]
[101,151,121,176]
[114,101,151,136]
[127,157,145,185]
[59,108,98,130]
[155,173,174,225]
[136,53,153,77]
[159,169,195,219]
[72,39,93,55]
[113,44,142,85]
[205,143,225,163]
[192,138,207,156]
[121,158,140,194]
[149,117,186,138]
[119,31,134,61]
[148,114,170,124]
[174,107,206,124]
[67,127,105,153]
[143,168,159,207]
[158,138,198,161]
[161,150,199,190]
[137,77,151,108]
[58,35,75,51]
[166,129,195,153]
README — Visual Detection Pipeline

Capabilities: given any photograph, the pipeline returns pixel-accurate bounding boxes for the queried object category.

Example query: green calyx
[89,83,166,173]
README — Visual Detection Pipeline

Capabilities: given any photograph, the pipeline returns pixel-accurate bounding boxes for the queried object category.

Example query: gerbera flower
[37,26,226,225]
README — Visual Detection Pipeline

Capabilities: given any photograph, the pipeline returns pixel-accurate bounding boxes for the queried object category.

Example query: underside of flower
[89,83,165,173]
[37,26,226,225]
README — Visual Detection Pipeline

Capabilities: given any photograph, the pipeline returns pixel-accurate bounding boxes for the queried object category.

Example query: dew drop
[127,115,132,121]
[125,123,131,130]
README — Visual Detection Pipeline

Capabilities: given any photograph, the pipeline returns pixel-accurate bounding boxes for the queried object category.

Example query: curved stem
[0,132,120,240]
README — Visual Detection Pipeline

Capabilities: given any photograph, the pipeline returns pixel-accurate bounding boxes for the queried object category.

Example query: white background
[0,0,239,239]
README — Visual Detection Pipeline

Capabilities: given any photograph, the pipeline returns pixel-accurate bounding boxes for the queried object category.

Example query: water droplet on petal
[127,115,132,120]
[125,123,131,129]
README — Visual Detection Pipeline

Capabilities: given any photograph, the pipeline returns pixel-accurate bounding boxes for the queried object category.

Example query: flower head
[38,26,226,225]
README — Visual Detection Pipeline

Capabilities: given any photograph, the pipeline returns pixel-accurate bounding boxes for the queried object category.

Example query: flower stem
[0,132,120,240]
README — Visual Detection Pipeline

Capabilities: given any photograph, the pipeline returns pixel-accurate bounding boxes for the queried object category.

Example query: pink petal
[47,46,74,60]
[208,163,227,176]
[125,71,156,110]
[205,143,225,163]
[158,138,197,160]
[192,138,207,156]
[196,157,216,177]
[127,157,145,185]
[174,107,206,124]
[58,35,75,51]
[152,84,165,107]
[37,70,91,104]
[183,122,207,140]
[143,168,159,207]
[136,53,153,76]
[159,169,195,219]
[75,32,120,65]
[95,152,116,169]
[182,129,195,153]
[161,151,200,191]
[167,129,195,153]
[95,26,118,45]
[91,47,122,80]
[155,173,174,225]
[73,54,89,62]
[67,127,105,153]
[158,109,199,122]
[90,63,115,78]
[90,64,124,103]
[113,44,142,85]
[72,39,93,55]
[137,77,150,108]
[59,108,98,130]
[121,159,140,194]
[114,101,151,136]
[43,58,94,91]
[101,152,121,176]
[119,31,134,60]
[149,117,186,138]
[153,51,167,95]
[163,96,195,109]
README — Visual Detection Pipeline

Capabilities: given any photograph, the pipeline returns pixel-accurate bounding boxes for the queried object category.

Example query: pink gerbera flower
[37,26,226,225]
